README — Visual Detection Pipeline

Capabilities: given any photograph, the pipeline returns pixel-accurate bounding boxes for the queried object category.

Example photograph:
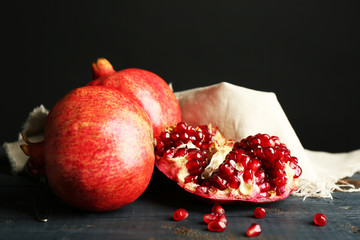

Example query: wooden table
[1,147,359,240]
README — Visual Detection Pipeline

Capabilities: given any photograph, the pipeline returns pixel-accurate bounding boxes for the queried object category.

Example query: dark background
[2,0,360,153]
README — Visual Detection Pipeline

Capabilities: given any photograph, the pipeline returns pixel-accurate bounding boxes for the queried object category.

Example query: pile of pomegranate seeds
[203,204,228,232]
[314,213,327,226]
[173,208,189,221]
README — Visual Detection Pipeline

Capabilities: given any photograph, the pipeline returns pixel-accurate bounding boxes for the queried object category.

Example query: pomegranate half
[21,86,155,211]
[155,122,302,203]
[88,58,182,138]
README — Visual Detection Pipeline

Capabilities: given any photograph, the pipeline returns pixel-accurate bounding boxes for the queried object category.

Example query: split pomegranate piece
[314,213,327,226]
[173,208,189,221]
[155,122,302,203]
[254,207,266,218]
[246,223,262,237]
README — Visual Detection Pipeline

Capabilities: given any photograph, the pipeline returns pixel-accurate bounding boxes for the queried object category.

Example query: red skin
[24,86,155,211]
[88,58,181,138]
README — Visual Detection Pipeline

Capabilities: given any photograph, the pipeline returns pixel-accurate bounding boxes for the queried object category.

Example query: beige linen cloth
[3,82,360,199]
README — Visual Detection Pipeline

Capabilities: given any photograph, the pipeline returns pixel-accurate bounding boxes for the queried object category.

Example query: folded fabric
[3,82,360,199]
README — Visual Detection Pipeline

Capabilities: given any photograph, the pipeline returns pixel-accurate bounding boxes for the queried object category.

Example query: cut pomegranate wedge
[155,122,302,203]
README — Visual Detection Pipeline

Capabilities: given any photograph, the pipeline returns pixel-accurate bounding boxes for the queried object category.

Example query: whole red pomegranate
[88,58,181,137]
[21,86,155,211]
[155,122,302,203]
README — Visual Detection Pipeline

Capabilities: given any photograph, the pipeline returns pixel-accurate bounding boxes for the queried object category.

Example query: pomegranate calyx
[91,58,116,79]
[20,132,46,175]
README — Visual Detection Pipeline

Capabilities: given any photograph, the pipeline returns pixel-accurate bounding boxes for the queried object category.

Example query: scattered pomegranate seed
[254,207,266,218]
[173,208,189,221]
[314,213,327,226]
[246,223,262,237]
[203,213,217,223]
[208,220,227,232]
[212,204,225,215]
[216,214,228,225]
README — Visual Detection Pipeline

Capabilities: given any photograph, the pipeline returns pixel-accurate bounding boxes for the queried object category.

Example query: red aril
[203,213,218,224]
[20,86,155,211]
[212,204,225,215]
[155,123,302,203]
[207,220,227,232]
[254,207,266,218]
[88,58,181,138]
[314,213,327,226]
[246,223,262,237]
[173,208,189,221]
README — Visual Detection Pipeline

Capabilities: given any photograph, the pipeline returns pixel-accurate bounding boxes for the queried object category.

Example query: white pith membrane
[155,123,301,202]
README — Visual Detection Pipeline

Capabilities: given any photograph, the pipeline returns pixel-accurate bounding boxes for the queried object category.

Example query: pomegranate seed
[258,181,270,192]
[163,148,175,159]
[234,148,245,157]
[208,220,227,232]
[263,147,276,162]
[155,140,165,151]
[274,175,287,186]
[196,186,209,195]
[186,160,203,175]
[276,185,286,195]
[254,169,265,183]
[203,213,217,223]
[271,136,280,145]
[187,150,203,161]
[246,223,261,237]
[293,165,302,178]
[249,136,261,147]
[243,169,253,182]
[194,130,204,141]
[314,213,327,226]
[212,204,225,215]
[226,151,236,161]
[174,148,187,158]
[275,149,286,162]
[213,175,228,190]
[179,132,189,143]
[258,134,273,147]
[160,131,171,141]
[254,207,266,218]
[290,156,298,164]
[176,122,187,133]
[171,132,179,141]
[239,155,251,168]
[273,159,285,170]
[228,172,241,189]
[173,208,188,221]
[186,125,196,135]
[216,214,228,225]
[188,136,196,143]
[272,169,285,178]
[184,174,199,183]
[219,163,235,176]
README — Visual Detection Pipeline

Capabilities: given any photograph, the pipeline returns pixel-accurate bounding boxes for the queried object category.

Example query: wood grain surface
[0,148,359,240]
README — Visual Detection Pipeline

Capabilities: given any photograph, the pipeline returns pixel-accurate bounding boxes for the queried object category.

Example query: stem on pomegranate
[20,132,46,176]
[91,58,116,79]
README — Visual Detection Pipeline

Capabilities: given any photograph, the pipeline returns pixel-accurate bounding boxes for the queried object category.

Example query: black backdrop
[2,0,360,153]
